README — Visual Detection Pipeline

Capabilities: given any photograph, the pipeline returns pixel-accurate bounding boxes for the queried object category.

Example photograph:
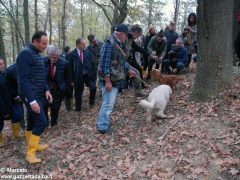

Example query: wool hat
[115,24,129,33]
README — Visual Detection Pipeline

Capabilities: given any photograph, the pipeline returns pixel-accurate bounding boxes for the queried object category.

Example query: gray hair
[47,45,61,55]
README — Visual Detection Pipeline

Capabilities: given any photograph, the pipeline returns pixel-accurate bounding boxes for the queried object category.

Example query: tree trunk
[191,0,233,101]
[80,0,85,38]
[233,0,240,61]
[34,0,38,32]
[111,0,128,26]
[92,0,128,29]
[0,0,25,46]
[23,0,30,44]
[233,0,240,40]
[174,0,180,25]
[58,20,62,48]
[15,0,20,53]
[62,0,67,46]
[49,0,52,44]
[44,0,51,32]
[10,0,16,62]
[0,20,7,65]
[147,0,153,27]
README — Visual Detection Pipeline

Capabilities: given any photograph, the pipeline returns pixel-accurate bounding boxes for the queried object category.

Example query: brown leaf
[143,138,154,145]
[122,137,130,144]
[102,154,110,161]
[191,167,206,175]
[230,168,239,175]
[127,165,136,177]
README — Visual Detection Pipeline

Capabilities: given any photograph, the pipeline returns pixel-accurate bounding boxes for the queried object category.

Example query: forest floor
[0,63,240,179]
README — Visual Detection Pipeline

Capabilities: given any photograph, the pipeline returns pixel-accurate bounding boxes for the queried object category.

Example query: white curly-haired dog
[139,85,172,121]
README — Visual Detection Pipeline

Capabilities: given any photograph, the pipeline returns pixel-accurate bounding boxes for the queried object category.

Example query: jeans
[97,86,118,131]
[24,98,48,136]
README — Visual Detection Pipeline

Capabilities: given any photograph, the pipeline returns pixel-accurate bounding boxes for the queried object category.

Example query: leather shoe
[98,127,114,134]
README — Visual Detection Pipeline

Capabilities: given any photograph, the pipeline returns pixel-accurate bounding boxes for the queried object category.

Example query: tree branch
[111,0,128,15]
[0,0,25,46]
[91,0,113,25]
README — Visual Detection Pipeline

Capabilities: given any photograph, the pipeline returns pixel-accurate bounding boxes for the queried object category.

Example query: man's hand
[105,82,112,92]
[128,70,136,78]
[157,56,163,63]
[150,55,158,61]
[45,91,53,103]
[31,102,40,114]
[14,96,22,103]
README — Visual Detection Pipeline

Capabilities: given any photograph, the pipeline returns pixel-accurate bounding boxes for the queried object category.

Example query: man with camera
[163,38,187,74]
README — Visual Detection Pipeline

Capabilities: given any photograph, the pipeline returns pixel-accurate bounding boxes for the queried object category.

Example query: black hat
[115,24,129,33]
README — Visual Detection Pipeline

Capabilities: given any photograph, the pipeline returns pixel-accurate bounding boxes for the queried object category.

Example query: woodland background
[0,0,197,65]
[0,0,240,178]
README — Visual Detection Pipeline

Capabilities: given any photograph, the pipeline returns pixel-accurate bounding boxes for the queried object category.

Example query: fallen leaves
[1,63,240,179]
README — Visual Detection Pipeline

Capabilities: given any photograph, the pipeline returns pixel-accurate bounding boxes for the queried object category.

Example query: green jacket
[147,36,167,58]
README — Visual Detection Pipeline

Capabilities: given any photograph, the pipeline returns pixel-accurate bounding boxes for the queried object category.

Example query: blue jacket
[164,30,178,51]
[66,48,96,87]
[175,47,188,65]
[16,44,48,103]
[44,56,72,92]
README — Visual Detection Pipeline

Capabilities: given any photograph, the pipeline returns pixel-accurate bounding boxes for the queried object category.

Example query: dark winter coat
[66,48,96,87]
[6,64,18,99]
[44,56,73,93]
[16,44,49,103]
[0,71,12,119]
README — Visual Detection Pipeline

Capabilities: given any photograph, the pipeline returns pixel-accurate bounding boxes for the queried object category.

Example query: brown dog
[151,69,183,89]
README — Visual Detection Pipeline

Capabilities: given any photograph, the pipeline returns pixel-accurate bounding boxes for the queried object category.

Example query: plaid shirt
[98,34,130,89]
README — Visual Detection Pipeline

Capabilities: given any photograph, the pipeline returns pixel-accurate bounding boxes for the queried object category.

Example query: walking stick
[115,42,149,87]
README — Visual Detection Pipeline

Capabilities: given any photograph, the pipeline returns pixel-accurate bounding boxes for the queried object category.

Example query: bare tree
[233,0,240,46]
[49,0,52,44]
[15,0,20,53]
[92,0,128,27]
[0,0,25,46]
[147,0,153,26]
[9,0,16,61]
[62,0,67,46]
[44,0,52,32]
[80,0,85,37]
[0,19,6,65]
[34,0,39,32]
[23,0,30,44]
[191,0,234,101]
[174,0,180,25]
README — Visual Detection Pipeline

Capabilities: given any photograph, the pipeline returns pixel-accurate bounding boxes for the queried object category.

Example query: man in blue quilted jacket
[17,31,52,164]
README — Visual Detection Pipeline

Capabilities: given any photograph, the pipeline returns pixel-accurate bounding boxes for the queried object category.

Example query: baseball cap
[115,24,129,33]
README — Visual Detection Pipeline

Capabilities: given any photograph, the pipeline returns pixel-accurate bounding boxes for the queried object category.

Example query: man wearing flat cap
[97,24,136,134]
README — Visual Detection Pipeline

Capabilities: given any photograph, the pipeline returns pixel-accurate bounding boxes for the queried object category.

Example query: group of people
[0,12,198,164]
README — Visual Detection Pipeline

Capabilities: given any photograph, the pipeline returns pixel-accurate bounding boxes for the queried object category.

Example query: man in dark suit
[16,31,52,163]
[5,63,25,137]
[44,46,73,126]
[67,37,96,111]
[0,58,12,147]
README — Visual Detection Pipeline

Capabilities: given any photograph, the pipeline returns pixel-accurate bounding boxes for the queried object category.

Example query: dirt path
[0,64,239,179]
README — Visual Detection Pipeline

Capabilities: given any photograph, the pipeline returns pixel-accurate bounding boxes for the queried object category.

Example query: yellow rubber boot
[0,133,3,147]
[25,131,49,151]
[25,131,31,143]
[12,122,20,138]
[26,134,41,163]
